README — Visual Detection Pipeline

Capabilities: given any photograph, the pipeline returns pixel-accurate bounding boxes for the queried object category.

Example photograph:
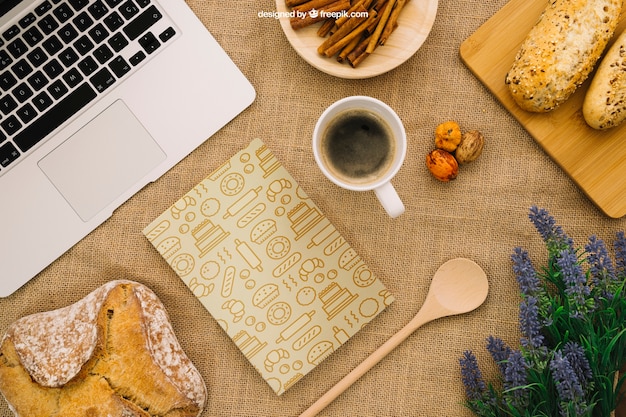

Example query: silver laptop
[0,0,255,297]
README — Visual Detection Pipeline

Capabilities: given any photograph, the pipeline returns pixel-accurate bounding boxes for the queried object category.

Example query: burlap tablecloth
[2,1,626,416]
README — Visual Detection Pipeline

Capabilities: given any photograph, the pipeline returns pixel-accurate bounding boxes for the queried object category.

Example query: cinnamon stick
[337,33,362,62]
[379,0,405,44]
[323,9,377,57]
[349,51,370,67]
[372,0,389,12]
[334,0,372,27]
[286,0,310,6]
[317,18,336,37]
[316,5,368,54]
[364,0,389,36]
[366,0,395,53]
[347,35,372,67]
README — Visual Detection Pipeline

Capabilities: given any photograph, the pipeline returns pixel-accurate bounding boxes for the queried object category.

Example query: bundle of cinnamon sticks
[286,0,408,67]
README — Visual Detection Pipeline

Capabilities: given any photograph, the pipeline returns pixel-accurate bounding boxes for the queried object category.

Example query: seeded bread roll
[505,0,622,112]
[0,280,207,417]
[583,27,626,129]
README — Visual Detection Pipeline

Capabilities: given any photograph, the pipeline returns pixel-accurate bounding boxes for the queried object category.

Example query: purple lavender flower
[519,295,545,351]
[528,206,574,251]
[503,350,528,408]
[550,350,589,416]
[615,231,626,275]
[486,336,512,376]
[586,235,615,278]
[512,247,541,296]
[562,341,592,391]
[586,235,616,300]
[557,249,592,318]
[460,350,486,401]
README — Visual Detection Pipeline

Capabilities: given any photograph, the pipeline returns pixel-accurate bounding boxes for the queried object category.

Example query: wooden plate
[275,0,438,79]
[460,0,626,218]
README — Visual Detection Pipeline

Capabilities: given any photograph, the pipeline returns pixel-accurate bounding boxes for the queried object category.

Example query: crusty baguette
[583,27,626,129]
[505,0,622,113]
[0,280,207,417]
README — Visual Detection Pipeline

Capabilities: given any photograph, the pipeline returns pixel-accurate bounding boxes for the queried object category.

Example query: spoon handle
[299,310,433,417]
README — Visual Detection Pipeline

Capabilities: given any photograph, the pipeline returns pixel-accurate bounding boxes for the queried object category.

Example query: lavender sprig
[556,249,592,319]
[528,206,574,252]
[486,336,512,377]
[511,247,540,296]
[503,350,529,409]
[512,246,551,355]
[460,350,487,401]
[615,231,626,275]
[562,342,592,393]
[585,235,616,301]
[549,351,589,417]
[519,295,546,353]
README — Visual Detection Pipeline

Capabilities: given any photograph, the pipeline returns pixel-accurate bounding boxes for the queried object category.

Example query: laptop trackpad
[39,100,167,221]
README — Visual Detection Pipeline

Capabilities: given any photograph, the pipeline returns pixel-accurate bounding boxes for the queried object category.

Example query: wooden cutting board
[460,0,626,218]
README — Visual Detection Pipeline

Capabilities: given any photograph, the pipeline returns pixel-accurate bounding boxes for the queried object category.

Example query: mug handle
[374,182,405,218]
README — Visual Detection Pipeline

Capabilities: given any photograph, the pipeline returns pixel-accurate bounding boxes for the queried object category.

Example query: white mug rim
[312,96,407,192]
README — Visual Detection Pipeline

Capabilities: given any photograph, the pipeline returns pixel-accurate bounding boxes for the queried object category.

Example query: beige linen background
[2,1,626,416]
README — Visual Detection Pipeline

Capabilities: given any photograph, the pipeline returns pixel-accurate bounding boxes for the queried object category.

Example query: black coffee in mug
[321,109,395,185]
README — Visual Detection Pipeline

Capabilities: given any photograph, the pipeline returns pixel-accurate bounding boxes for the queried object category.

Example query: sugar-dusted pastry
[0,280,206,417]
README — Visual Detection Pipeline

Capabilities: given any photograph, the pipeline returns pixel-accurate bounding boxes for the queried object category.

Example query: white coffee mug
[313,96,406,218]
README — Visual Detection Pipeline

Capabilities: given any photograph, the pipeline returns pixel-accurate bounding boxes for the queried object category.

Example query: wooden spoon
[299,258,489,417]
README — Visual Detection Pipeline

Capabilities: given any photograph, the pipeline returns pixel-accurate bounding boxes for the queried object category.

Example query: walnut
[426,149,458,182]
[434,121,462,152]
[455,130,484,164]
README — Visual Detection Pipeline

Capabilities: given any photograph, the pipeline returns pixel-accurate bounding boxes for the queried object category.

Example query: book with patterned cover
[143,138,394,395]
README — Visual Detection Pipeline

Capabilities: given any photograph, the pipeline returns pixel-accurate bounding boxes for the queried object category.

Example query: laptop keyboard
[0,0,176,173]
